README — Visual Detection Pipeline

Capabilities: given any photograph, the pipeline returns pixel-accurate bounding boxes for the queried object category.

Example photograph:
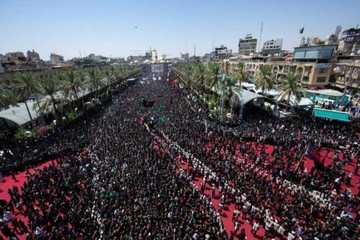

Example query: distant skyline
[0,0,359,60]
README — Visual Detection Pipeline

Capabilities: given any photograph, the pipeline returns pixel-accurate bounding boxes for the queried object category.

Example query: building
[229,45,336,88]
[331,60,360,89]
[0,54,5,62]
[87,53,108,63]
[293,45,337,63]
[145,51,152,61]
[338,27,360,56]
[26,50,41,63]
[180,53,190,62]
[243,61,331,88]
[151,50,158,63]
[127,55,146,64]
[4,52,26,64]
[262,39,283,56]
[50,53,64,65]
[214,45,232,60]
[151,63,165,74]
[238,34,257,56]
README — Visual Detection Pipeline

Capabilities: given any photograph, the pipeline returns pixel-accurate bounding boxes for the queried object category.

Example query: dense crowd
[1,70,360,239]
[148,80,360,239]
[1,74,225,239]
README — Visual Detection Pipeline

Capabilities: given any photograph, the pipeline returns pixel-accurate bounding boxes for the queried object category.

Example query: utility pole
[258,21,263,53]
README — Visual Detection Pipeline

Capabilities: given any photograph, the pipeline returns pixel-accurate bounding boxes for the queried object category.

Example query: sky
[0,0,359,60]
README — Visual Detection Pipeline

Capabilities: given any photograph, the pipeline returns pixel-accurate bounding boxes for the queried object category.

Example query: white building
[151,50,158,63]
[262,39,283,55]
[50,53,64,65]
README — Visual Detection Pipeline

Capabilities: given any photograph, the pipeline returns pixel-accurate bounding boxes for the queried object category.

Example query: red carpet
[305,147,359,195]
[206,139,359,196]
[176,156,267,240]
[0,160,57,240]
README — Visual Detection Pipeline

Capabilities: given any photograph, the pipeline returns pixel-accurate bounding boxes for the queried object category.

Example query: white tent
[0,100,39,126]
[276,94,313,107]
[232,87,264,106]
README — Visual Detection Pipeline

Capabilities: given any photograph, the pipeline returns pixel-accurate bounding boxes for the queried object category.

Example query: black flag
[299,27,304,34]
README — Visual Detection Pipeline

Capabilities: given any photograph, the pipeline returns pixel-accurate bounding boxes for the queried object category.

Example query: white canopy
[0,100,39,126]
[306,89,343,97]
[276,94,313,106]
[232,87,264,106]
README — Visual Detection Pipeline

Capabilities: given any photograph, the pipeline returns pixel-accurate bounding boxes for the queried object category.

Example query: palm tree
[103,67,114,95]
[230,63,246,86]
[0,88,19,109]
[278,72,303,105]
[255,65,274,94]
[174,63,193,88]
[87,68,104,96]
[37,71,61,117]
[206,62,221,89]
[63,70,82,101]
[190,63,206,90]
[13,72,41,123]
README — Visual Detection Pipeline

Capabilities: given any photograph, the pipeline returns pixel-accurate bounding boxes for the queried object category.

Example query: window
[318,68,328,74]
[317,77,327,83]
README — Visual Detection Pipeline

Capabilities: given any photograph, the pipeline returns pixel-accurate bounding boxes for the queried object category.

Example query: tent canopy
[306,89,343,97]
[232,87,264,106]
[0,100,39,126]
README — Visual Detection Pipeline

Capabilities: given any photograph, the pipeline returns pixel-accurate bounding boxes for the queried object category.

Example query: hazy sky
[1,0,359,60]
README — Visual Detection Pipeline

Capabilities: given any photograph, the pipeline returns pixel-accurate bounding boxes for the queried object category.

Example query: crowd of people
[136,78,360,239]
[1,73,225,239]
[1,68,360,239]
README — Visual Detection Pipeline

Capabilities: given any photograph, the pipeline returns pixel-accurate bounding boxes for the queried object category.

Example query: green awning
[312,108,350,122]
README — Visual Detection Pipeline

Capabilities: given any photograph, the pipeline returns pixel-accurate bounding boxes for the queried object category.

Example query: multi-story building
[127,55,146,64]
[4,52,26,64]
[145,51,152,61]
[238,34,257,56]
[214,45,232,60]
[0,54,5,63]
[50,53,64,65]
[331,58,360,89]
[338,27,360,56]
[151,50,158,63]
[87,53,108,63]
[243,61,330,88]
[262,39,283,56]
[180,53,190,62]
[237,45,337,88]
[293,45,337,62]
[27,50,41,63]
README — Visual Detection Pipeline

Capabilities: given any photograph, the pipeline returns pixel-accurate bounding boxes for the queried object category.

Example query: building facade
[214,45,232,60]
[262,39,283,56]
[243,61,332,88]
[332,61,360,89]
[338,27,360,56]
[238,34,257,56]
[180,53,190,62]
[27,50,41,63]
[293,45,337,62]
[4,52,26,64]
[151,50,158,63]
[50,53,64,65]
